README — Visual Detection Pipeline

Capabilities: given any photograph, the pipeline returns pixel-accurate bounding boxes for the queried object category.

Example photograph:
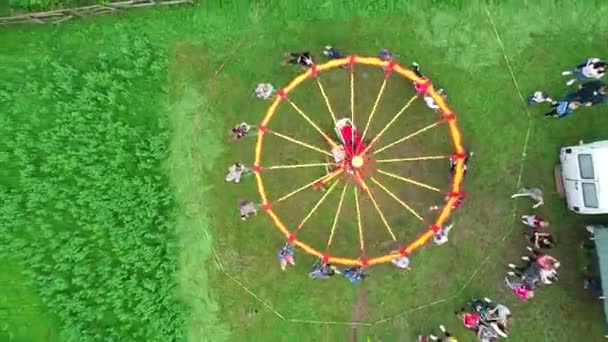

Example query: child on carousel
[342,266,367,285]
[277,243,296,271]
[309,260,340,279]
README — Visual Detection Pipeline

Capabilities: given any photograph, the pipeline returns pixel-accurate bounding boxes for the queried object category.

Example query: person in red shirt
[504,275,535,300]
[523,247,560,270]
[521,214,549,229]
[456,308,481,330]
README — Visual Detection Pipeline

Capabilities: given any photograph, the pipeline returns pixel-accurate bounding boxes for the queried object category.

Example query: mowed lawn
[2,1,608,341]
[197,2,608,341]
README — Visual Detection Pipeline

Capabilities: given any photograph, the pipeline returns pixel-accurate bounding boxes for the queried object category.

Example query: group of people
[419,187,552,341]
[528,57,606,118]
[277,243,369,284]
[419,298,512,342]
[503,187,560,302]
[227,46,474,285]
[225,48,590,341]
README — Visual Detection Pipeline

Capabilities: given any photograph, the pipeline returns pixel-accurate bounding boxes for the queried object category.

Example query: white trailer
[556,140,608,214]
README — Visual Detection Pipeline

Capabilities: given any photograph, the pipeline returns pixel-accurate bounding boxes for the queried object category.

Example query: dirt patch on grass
[348,288,368,342]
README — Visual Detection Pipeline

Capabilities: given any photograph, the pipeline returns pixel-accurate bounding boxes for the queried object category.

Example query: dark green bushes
[0,35,185,340]
[8,0,91,10]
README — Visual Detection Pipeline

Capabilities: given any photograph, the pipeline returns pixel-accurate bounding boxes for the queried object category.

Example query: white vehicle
[556,140,608,214]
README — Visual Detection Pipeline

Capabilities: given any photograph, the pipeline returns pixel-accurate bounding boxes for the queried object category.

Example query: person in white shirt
[527,90,553,104]
[424,88,447,112]
[331,145,346,163]
[390,252,411,270]
[253,83,275,99]
[562,58,606,86]
[225,162,249,183]
[231,122,255,141]
[433,223,454,245]
[511,187,544,208]
[238,200,259,220]
[539,267,558,284]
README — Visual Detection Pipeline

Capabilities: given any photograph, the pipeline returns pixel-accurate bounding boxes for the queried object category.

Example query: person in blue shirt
[323,45,345,59]
[342,266,367,284]
[323,45,348,69]
[378,49,394,61]
[544,100,581,118]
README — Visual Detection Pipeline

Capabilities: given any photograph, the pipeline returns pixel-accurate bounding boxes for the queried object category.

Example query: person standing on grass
[238,200,259,220]
[521,214,549,229]
[283,51,314,68]
[525,230,555,249]
[511,187,544,208]
[563,80,607,107]
[225,162,250,183]
[544,99,582,118]
[562,58,606,86]
[277,244,295,271]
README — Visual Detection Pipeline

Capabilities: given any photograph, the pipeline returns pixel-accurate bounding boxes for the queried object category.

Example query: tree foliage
[0,35,185,340]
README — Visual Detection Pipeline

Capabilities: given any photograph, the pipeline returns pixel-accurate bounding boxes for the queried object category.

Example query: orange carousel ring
[252,55,465,267]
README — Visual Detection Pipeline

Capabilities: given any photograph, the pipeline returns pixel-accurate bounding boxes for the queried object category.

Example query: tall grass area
[1,1,608,341]
[0,29,185,340]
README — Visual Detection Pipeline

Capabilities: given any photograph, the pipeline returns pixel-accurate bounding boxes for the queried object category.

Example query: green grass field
[2,1,608,341]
